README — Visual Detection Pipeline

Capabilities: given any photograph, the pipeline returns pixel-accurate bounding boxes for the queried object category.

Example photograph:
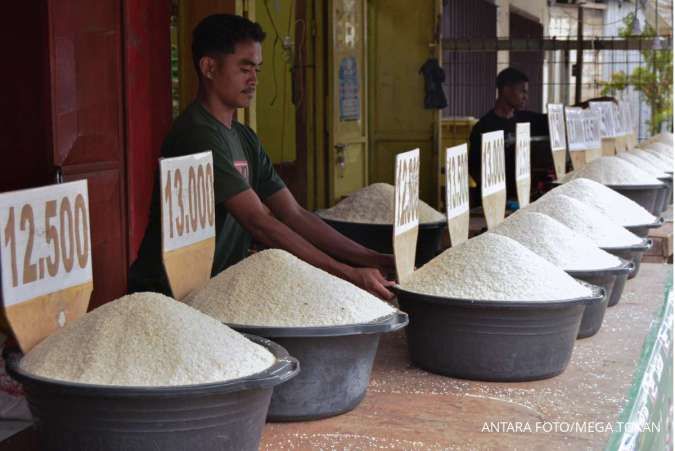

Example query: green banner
[607,275,673,451]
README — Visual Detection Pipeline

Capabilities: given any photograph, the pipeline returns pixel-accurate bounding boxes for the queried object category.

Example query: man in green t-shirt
[129,14,395,300]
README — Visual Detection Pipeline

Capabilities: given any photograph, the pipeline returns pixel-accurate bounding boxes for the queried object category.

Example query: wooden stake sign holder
[160,152,216,301]
[615,135,628,153]
[590,101,621,156]
[515,122,531,208]
[0,181,93,353]
[565,106,593,171]
[547,104,567,180]
[481,131,506,230]
[393,148,420,284]
[445,144,470,246]
[601,138,617,156]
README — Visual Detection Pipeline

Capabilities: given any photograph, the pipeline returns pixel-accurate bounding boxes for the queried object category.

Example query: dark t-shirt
[128,102,286,295]
[468,109,548,201]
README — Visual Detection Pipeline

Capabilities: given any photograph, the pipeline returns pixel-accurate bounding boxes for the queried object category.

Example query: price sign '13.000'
[481,131,506,197]
[161,152,216,253]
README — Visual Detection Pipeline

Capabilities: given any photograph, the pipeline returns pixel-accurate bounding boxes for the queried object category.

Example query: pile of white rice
[318,183,446,224]
[401,233,592,301]
[615,152,668,178]
[492,212,622,271]
[524,193,643,248]
[642,146,673,167]
[545,178,656,226]
[558,157,664,186]
[187,249,396,327]
[21,293,275,386]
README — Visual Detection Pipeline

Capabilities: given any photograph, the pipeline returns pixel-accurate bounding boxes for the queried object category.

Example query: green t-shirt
[128,102,286,295]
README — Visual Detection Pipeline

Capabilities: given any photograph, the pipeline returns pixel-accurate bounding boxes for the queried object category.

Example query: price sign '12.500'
[0,181,93,353]
[0,181,92,307]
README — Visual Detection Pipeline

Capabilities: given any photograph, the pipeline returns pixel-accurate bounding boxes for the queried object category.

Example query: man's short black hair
[192,14,266,76]
[496,67,529,91]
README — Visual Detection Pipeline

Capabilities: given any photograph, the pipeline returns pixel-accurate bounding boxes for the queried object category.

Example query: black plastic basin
[230,312,408,422]
[657,176,673,212]
[602,239,653,280]
[605,184,667,215]
[566,260,633,337]
[393,285,603,382]
[318,215,446,266]
[625,217,664,239]
[6,335,299,451]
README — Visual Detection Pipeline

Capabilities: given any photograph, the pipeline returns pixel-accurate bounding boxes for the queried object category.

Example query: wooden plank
[602,137,617,156]
[481,131,506,230]
[546,104,567,180]
[0,181,93,353]
[2,282,92,354]
[393,149,420,283]
[160,152,216,300]
[515,123,531,208]
[163,238,215,300]
[445,144,470,246]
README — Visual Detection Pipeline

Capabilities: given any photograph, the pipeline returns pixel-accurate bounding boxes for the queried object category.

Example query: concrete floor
[0,264,670,451]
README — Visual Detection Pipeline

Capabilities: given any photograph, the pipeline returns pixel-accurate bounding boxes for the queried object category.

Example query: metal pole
[575,3,584,104]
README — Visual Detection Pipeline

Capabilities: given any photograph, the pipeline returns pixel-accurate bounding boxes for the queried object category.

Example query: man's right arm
[224,188,395,300]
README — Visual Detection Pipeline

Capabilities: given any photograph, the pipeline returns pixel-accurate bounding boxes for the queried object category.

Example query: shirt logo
[234,160,250,182]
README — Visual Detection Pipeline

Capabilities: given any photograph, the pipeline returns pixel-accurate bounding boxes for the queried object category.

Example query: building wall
[546,3,605,108]
[441,0,498,119]
[603,0,652,139]
[495,0,549,71]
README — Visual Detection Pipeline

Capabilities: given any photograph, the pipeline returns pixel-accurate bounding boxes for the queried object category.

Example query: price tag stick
[481,131,506,230]
[547,104,567,180]
[515,123,531,208]
[445,144,470,246]
[0,181,93,353]
[393,149,420,284]
[565,106,596,170]
[160,152,216,300]
[590,101,619,156]
[601,137,617,156]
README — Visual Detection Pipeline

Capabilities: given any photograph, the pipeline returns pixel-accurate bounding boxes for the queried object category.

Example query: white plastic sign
[160,152,216,253]
[445,144,469,220]
[516,123,531,183]
[547,104,567,152]
[613,102,627,136]
[589,101,619,138]
[481,130,506,197]
[565,106,586,152]
[394,148,420,235]
[582,110,602,150]
[516,122,531,207]
[0,181,92,307]
[620,101,634,135]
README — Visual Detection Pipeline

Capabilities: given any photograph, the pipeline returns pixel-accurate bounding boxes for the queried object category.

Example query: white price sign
[160,152,216,253]
[547,104,567,152]
[481,130,505,197]
[516,123,531,182]
[565,106,586,151]
[394,148,420,235]
[613,102,627,136]
[589,101,619,138]
[0,181,92,307]
[445,144,469,220]
[582,110,602,150]
[620,101,634,134]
